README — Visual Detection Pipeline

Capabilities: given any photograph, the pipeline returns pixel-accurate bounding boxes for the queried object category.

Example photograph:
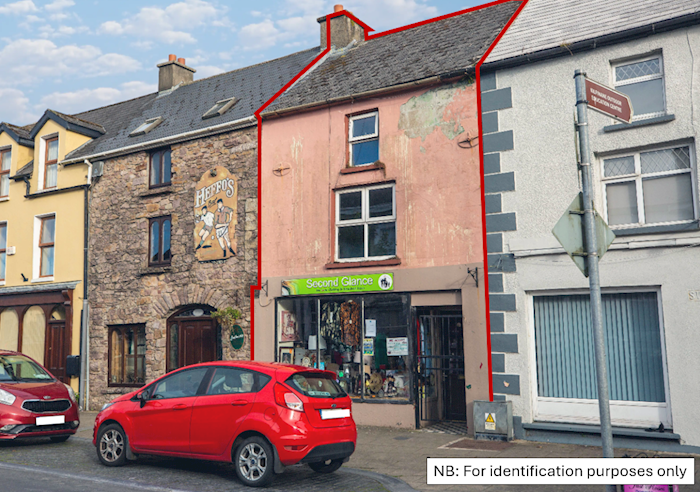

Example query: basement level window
[130,117,163,137]
[203,97,238,119]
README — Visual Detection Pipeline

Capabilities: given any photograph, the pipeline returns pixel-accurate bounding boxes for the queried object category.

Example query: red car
[93,361,356,487]
[0,350,80,441]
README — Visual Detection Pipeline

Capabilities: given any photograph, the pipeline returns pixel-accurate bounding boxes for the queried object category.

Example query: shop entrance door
[45,319,68,383]
[416,313,466,425]
[180,319,216,367]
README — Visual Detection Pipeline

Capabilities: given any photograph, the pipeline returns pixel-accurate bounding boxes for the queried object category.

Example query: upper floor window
[602,145,695,228]
[613,55,665,120]
[0,223,6,281]
[0,148,10,198]
[336,184,395,261]
[150,149,171,188]
[149,215,172,266]
[349,111,379,166]
[44,136,58,189]
[39,215,55,277]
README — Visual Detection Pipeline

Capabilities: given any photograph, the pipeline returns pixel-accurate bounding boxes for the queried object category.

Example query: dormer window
[44,137,58,189]
[130,117,163,137]
[202,97,237,119]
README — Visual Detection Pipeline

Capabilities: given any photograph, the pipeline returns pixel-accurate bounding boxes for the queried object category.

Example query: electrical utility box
[473,400,513,441]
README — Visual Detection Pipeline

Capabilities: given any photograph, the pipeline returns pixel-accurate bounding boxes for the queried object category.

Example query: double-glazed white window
[602,145,696,227]
[336,184,395,261]
[44,136,58,189]
[613,55,665,120]
[0,148,10,198]
[349,111,379,166]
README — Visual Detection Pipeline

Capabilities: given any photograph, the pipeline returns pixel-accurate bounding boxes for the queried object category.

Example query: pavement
[0,412,698,492]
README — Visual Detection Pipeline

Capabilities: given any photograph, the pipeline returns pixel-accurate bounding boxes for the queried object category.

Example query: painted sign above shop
[281,273,394,296]
[194,166,238,262]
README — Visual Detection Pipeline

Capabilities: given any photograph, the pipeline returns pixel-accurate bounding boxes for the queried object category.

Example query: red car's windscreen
[286,372,346,398]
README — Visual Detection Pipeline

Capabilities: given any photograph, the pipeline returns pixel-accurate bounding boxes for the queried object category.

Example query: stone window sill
[603,114,675,133]
[325,257,401,270]
[139,187,173,198]
[139,266,172,275]
[340,162,385,175]
[612,221,700,237]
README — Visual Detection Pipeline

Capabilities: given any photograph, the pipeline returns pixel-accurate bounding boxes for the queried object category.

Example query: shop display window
[276,293,411,402]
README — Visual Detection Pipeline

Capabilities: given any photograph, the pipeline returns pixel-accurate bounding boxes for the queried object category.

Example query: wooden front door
[46,320,68,383]
[179,319,216,367]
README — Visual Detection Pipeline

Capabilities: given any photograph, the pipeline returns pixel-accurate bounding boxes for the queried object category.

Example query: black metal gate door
[416,314,466,425]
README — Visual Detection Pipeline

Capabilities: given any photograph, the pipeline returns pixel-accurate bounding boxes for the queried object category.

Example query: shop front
[258,267,486,429]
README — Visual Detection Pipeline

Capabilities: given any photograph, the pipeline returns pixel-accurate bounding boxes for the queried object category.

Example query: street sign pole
[574,70,616,487]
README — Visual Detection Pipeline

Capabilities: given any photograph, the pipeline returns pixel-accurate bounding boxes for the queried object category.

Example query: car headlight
[64,383,76,403]
[100,402,114,412]
[0,388,16,406]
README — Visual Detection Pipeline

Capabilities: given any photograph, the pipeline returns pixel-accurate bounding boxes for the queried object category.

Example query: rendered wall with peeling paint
[261,81,483,278]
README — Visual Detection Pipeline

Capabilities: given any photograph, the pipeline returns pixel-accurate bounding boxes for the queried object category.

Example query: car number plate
[320,409,350,420]
[36,415,65,426]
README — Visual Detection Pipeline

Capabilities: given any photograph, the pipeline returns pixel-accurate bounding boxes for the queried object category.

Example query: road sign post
[574,70,617,492]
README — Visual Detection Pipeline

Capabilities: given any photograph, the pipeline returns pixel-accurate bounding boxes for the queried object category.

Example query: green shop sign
[281,273,394,296]
[230,324,245,350]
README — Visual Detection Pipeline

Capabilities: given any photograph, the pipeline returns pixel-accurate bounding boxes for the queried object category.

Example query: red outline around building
[250,0,529,403]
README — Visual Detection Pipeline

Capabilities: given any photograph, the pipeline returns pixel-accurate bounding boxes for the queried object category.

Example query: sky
[0,0,487,125]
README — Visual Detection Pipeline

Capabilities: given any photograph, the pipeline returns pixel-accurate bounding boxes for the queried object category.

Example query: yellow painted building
[0,111,103,392]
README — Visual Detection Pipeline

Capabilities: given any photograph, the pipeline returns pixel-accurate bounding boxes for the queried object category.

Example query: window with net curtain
[602,146,695,227]
[613,55,665,120]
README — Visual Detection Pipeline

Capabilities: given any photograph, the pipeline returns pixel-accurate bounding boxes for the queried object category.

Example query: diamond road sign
[552,193,616,277]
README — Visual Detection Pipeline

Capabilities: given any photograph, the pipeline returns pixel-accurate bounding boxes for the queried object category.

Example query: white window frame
[348,111,379,167]
[600,143,697,229]
[612,53,666,121]
[0,145,11,201]
[335,184,396,262]
[526,287,672,428]
[0,220,7,285]
[32,213,56,282]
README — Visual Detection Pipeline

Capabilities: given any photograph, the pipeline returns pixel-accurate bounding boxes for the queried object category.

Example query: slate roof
[264,1,521,114]
[3,123,31,140]
[12,161,33,179]
[65,47,320,162]
[50,110,106,135]
[0,122,34,146]
[487,0,700,63]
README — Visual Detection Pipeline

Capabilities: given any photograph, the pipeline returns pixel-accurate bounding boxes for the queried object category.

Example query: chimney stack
[157,54,196,92]
[318,4,366,49]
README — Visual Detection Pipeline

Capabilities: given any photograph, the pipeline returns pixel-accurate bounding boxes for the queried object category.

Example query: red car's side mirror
[137,391,148,408]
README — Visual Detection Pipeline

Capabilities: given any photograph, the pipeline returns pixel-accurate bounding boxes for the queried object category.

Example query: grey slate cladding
[491,333,518,354]
[488,253,516,273]
[493,374,520,395]
[493,394,506,401]
[265,2,521,113]
[484,194,502,214]
[482,112,499,134]
[486,212,516,232]
[483,153,501,174]
[481,87,512,112]
[488,274,503,293]
[483,130,514,153]
[480,71,497,91]
[487,233,503,253]
[490,312,504,333]
[491,353,505,373]
[65,48,321,161]
[489,294,516,312]
[484,172,515,193]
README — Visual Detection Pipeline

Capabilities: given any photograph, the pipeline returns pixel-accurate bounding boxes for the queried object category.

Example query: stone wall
[88,126,258,409]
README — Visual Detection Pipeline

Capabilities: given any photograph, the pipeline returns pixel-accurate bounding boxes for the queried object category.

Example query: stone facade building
[55,50,319,409]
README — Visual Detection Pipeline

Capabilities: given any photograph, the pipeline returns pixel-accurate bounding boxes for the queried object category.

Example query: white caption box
[427,458,695,485]
[320,409,350,420]
[36,415,65,426]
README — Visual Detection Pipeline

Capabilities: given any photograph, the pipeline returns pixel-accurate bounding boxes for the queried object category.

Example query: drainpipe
[79,159,92,410]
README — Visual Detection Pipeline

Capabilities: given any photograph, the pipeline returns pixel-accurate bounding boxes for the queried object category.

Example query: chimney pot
[319,6,365,49]
[334,4,343,12]
[157,56,196,92]
[168,54,177,61]
[177,57,186,65]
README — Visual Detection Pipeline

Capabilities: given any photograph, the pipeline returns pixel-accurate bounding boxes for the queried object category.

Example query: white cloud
[238,19,279,50]
[24,13,40,21]
[44,0,74,10]
[0,0,38,15]
[344,0,438,30]
[99,0,223,45]
[0,38,141,85]
[49,11,68,21]
[196,65,225,78]
[38,80,156,115]
[0,88,40,124]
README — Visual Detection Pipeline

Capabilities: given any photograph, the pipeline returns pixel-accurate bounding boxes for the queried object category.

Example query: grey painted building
[481,0,700,448]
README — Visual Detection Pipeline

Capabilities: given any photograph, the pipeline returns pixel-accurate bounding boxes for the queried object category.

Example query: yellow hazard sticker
[485,413,496,430]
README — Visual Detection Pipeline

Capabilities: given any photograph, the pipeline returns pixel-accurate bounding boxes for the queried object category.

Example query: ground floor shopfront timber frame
[254,264,490,431]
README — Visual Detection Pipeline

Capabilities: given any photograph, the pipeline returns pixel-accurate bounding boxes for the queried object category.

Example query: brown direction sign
[585,78,633,123]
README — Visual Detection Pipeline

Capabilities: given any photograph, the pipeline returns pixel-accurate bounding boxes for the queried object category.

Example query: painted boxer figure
[195,205,215,250]
[214,198,236,257]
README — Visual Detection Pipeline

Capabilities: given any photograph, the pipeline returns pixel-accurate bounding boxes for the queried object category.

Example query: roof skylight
[202,97,238,120]
[130,117,163,137]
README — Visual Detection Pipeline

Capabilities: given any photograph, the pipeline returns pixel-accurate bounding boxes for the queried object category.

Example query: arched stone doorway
[166,305,219,372]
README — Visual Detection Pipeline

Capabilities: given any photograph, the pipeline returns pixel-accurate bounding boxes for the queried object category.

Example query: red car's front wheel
[96,423,127,467]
